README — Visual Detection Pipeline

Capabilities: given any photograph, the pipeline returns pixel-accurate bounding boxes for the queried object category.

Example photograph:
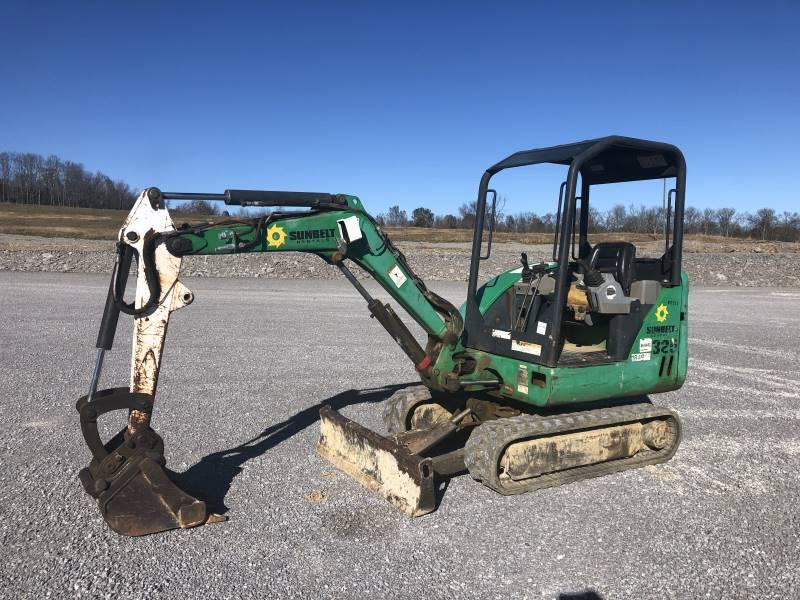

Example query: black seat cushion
[589,242,636,294]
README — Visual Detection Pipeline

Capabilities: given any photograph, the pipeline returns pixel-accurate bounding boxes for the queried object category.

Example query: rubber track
[382,386,435,434]
[463,403,681,495]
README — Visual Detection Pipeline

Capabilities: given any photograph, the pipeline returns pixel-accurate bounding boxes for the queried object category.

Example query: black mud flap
[316,405,436,517]
[77,388,208,536]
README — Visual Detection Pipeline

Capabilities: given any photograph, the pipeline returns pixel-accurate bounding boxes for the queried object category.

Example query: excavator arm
[162,191,461,362]
[77,187,464,535]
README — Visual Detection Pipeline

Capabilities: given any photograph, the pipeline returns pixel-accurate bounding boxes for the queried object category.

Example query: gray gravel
[1,273,799,599]
[1,233,798,287]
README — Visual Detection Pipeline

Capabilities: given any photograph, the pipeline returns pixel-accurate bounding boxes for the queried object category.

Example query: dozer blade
[77,388,209,536]
[317,405,435,517]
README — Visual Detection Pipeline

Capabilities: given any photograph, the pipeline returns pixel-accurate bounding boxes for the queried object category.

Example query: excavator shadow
[173,383,415,515]
[175,391,658,516]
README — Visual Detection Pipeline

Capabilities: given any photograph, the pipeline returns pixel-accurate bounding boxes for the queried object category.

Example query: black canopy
[488,135,683,185]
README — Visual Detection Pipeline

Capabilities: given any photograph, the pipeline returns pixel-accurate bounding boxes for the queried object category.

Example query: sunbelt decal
[265,225,338,248]
[646,324,676,335]
[289,228,338,242]
[655,304,669,322]
[266,225,287,248]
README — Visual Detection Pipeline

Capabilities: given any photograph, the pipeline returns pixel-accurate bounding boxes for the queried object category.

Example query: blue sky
[2,1,798,216]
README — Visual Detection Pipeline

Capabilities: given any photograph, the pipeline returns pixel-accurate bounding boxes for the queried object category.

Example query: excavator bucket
[317,406,436,517]
[79,454,208,536]
[77,388,209,536]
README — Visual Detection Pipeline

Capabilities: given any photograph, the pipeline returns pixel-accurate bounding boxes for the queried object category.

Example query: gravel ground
[1,273,799,599]
[1,233,798,287]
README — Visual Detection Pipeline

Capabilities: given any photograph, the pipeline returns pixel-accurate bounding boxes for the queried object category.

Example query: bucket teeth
[317,405,436,517]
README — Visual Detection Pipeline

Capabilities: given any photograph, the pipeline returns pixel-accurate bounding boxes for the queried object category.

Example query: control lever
[514,254,546,333]
[520,252,532,282]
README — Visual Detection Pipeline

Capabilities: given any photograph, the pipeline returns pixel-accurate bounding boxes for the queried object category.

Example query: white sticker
[337,216,363,242]
[536,321,547,336]
[511,340,542,356]
[492,329,511,340]
[517,365,529,394]
[639,338,652,353]
[631,352,651,362]
[387,264,407,288]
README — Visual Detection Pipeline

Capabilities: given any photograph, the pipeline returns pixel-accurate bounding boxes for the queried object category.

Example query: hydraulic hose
[111,238,161,316]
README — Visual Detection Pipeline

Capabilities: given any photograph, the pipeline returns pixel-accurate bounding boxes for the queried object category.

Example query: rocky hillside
[1,234,797,287]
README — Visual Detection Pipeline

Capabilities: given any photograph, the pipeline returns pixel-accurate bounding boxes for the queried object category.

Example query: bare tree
[701,208,717,235]
[588,206,605,233]
[384,205,407,227]
[683,207,701,234]
[777,212,800,242]
[749,208,776,240]
[605,205,626,232]
[0,153,10,203]
[458,200,477,228]
[435,214,460,229]
[716,208,736,237]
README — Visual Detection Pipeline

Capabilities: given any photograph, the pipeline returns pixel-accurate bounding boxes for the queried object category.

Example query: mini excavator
[77,136,688,536]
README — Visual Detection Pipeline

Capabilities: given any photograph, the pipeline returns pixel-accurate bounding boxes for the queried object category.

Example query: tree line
[2,150,798,242]
[0,151,137,210]
[377,200,800,242]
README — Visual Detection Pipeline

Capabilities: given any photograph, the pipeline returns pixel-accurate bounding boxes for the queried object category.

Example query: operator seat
[589,242,636,294]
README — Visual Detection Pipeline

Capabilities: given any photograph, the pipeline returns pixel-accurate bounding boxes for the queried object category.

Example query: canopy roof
[488,135,684,184]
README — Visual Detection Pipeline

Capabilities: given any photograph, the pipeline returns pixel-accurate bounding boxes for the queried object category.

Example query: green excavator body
[440,269,689,407]
[76,136,688,535]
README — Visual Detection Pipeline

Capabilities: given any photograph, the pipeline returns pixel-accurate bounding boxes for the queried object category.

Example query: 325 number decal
[652,339,677,355]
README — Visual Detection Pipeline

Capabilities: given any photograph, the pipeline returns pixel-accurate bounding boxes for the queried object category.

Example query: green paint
[173,197,688,409]
[176,199,448,337]
[474,262,559,315]
[430,270,688,406]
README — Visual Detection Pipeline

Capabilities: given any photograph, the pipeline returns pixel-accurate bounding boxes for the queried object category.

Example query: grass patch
[0,203,787,249]
[0,203,226,240]
[0,203,130,239]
